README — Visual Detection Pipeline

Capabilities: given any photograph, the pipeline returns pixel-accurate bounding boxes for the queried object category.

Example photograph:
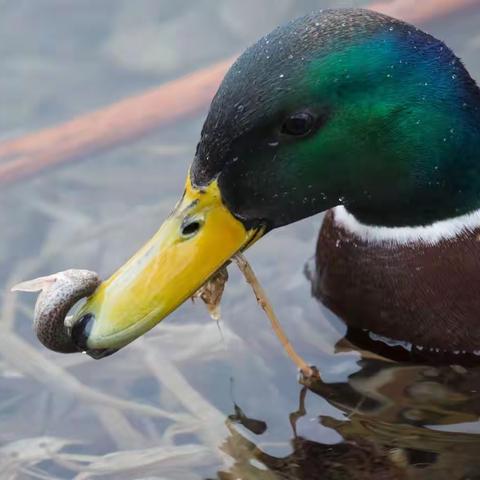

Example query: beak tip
[71,312,95,351]
[86,348,119,360]
[71,312,120,359]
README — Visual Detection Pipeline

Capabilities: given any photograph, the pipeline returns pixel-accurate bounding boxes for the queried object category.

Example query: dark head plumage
[192,8,480,229]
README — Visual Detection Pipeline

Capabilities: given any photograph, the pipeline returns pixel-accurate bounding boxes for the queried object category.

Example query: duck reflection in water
[218,335,480,480]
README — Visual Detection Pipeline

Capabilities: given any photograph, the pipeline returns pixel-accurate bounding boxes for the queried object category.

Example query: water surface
[2,2,480,479]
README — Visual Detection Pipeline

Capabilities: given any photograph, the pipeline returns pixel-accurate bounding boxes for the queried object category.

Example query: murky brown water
[2,1,480,479]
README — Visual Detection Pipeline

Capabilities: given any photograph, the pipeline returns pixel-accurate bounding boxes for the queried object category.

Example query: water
[1,1,480,479]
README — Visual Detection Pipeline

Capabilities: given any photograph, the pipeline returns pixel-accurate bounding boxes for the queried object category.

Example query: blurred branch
[369,0,478,23]
[0,59,233,185]
[0,0,477,185]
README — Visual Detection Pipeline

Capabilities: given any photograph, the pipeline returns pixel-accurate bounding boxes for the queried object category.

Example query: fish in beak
[69,175,261,356]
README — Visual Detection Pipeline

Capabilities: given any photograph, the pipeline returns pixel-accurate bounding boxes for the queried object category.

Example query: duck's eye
[181,220,202,238]
[281,112,315,137]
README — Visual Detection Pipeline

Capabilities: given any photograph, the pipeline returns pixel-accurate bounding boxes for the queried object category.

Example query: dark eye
[281,112,315,136]
[181,220,202,238]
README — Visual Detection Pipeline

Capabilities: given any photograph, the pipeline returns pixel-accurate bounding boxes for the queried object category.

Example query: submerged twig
[140,340,230,466]
[233,254,317,379]
[0,330,186,422]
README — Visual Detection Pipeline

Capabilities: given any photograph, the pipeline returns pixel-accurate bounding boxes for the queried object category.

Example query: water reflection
[218,333,480,480]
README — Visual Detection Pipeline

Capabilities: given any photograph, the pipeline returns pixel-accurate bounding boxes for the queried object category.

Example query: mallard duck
[68,8,480,357]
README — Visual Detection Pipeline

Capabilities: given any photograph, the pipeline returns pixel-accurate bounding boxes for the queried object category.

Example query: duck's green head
[70,9,480,355]
[194,8,480,228]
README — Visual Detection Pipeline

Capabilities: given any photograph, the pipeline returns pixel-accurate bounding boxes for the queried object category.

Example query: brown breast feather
[313,209,480,352]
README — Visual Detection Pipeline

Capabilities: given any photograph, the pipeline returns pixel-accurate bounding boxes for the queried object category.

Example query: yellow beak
[72,175,260,352]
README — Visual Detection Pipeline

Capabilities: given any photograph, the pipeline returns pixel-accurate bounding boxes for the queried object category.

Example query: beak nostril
[181,220,202,238]
[71,313,95,351]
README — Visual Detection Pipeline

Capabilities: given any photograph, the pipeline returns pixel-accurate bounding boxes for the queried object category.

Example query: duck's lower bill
[70,176,261,355]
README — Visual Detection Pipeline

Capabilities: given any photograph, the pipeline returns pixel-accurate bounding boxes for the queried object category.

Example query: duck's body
[315,208,480,352]
[68,9,480,358]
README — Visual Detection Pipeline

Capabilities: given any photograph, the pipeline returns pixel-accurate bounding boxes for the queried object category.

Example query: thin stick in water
[233,253,317,378]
